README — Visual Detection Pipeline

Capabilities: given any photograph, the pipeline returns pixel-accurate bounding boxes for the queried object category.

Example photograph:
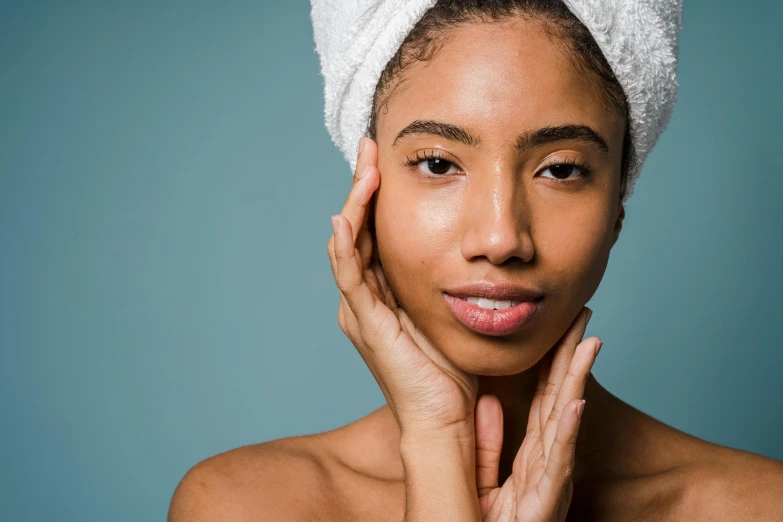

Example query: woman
[169,1,783,520]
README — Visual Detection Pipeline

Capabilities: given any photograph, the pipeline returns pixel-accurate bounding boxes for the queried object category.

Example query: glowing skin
[169,15,783,522]
[372,17,625,376]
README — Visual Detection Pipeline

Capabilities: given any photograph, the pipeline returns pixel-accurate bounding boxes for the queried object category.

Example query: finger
[527,350,553,437]
[363,266,383,300]
[332,213,377,319]
[329,211,406,420]
[372,262,399,311]
[351,137,375,183]
[332,214,400,349]
[341,137,380,244]
[329,221,382,305]
[337,293,357,337]
[336,288,399,412]
[327,232,336,278]
[357,210,375,270]
[355,140,379,266]
[330,213,409,384]
[542,337,601,457]
[539,307,592,429]
[538,399,584,507]
[510,350,554,479]
[475,394,504,495]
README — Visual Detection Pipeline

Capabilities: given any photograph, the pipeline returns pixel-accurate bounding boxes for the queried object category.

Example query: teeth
[477,298,494,309]
[466,297,520,310]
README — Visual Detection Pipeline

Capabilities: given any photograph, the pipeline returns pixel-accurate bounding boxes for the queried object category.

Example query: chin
[393,288,558,377]
[421,321,549,376]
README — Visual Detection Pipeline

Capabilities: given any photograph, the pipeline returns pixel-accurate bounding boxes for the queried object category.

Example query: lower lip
[443,294,541,337]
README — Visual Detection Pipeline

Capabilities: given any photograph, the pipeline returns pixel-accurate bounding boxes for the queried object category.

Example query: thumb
[475,394,504,495]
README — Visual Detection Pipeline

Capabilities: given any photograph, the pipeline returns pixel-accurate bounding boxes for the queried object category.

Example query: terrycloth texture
[311,0,683,203]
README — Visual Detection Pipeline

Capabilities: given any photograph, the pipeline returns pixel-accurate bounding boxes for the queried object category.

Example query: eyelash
[402,150,458,175]
[402,150,595,182]
[539,156,595,182]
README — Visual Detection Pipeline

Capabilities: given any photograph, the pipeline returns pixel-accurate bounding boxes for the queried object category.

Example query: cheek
[373,176,462,306]
[536,200,615,300]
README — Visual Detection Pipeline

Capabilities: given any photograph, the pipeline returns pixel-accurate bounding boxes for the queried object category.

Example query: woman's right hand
[327,136,479,440]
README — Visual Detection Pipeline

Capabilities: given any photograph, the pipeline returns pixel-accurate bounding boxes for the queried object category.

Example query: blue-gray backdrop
[1,1,781,520]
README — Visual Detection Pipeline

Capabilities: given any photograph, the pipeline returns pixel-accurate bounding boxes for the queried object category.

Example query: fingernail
[331,215,338,233]
[357,163,371,180]
[358,137,366,155]
[577,400,586,420]
[595,340,603,355]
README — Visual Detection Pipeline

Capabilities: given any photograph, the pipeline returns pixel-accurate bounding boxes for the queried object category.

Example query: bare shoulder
[167,435,341,522]
[675,441,783,521]
[587,396,783,522]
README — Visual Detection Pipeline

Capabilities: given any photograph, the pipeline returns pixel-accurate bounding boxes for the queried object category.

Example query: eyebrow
[392,119,609,153]
[392,119,480,148]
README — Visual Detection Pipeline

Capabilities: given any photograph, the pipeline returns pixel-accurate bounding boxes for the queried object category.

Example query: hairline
[367,8,634,200]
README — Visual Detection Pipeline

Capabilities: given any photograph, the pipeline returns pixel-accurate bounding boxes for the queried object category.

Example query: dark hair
[367,0,635,201]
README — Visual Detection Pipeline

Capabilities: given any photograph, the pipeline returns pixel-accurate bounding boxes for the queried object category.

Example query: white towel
[311,0,683,202]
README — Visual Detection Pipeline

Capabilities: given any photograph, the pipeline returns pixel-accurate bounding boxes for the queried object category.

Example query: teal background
[1,1,781,520]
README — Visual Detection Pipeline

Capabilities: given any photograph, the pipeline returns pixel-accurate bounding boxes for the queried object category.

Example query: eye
[403,151,461,176]
[419,157,460,176]
[538,161,590,181]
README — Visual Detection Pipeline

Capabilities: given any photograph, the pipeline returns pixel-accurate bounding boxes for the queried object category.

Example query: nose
[460,167,534,266]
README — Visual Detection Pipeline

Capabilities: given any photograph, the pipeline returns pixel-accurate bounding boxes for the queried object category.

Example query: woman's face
[373,17,626,376]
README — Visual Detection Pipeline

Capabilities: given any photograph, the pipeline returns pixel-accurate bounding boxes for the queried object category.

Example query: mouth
[443,282,544,337]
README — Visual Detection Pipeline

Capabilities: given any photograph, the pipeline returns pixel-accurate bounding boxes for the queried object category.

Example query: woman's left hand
[475,308,601,521]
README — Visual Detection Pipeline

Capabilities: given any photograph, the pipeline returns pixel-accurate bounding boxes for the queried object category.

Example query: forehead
[380,17,624,148]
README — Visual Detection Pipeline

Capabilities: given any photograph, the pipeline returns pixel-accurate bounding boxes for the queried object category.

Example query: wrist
[400,428,475,462]
[399,418,475,449]
[399,417,476,466]
[399,431,480,522]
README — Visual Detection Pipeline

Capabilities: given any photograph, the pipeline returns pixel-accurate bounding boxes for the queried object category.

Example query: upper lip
[444,281,544,301]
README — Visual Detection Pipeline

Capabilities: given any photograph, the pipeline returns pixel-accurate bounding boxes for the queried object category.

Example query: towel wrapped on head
[310,0,683,203]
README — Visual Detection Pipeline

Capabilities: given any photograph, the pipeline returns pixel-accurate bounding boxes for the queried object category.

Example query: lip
[444,281,544,301]
[443,281,544,337]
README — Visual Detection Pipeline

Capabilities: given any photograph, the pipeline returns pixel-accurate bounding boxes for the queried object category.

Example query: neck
[476,361,606,485]
[366,363,616,485]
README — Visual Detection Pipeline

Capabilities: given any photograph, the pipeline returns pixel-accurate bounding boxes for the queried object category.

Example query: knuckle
[367,307,396,346]
[334,240,354,262]
[346,323,361,345]
[543,381,560,398]
[333,240,344,259]
[339,308,362,345]
[336,280,351,298]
